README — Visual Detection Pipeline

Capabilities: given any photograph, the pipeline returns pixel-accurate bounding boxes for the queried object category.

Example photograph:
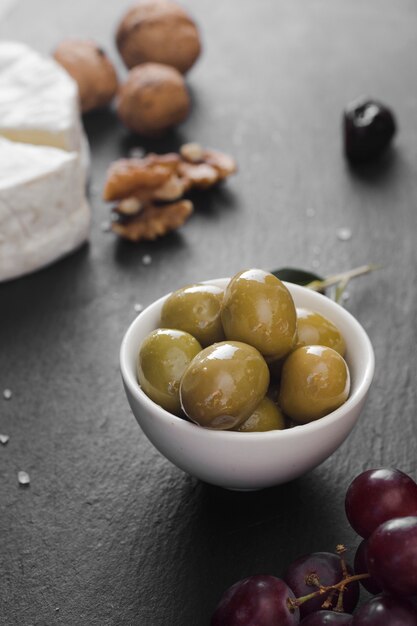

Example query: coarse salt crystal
[18,471,30,486]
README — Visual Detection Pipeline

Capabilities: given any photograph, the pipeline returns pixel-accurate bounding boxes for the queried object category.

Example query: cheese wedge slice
[0,41,83,152]
[0,138,90,282]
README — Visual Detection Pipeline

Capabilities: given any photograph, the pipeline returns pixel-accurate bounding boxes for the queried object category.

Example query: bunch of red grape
[211,468,417,625]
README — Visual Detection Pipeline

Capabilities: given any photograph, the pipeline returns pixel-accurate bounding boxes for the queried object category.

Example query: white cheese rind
[0,41,83,152]
[0,138,90,282]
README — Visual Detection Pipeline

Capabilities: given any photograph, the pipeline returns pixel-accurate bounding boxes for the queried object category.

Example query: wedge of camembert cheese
[0,42,90,282]
[0,138,90,282]
[0,41,84,151]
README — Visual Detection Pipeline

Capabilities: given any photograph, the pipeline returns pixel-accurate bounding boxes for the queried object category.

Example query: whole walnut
[116,0,201,74]
[53,39,118,113]
[117,63,190,136]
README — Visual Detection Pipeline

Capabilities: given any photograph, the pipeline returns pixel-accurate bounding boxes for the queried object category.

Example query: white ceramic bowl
[120,279,375,490]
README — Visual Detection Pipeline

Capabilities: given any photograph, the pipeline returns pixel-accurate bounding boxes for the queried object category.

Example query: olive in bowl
[120,279,374,490]
[160,283,225,347]
[221,269,297,359]
[295,308,346,356]
[234,397,286,433]
[279,345,350,424]
[180,341,270,430]
[137,328,201,415]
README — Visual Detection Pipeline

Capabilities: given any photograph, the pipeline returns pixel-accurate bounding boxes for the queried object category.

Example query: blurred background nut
[116,0,201,74]
[117,63,190,136]
[53,39,118,113]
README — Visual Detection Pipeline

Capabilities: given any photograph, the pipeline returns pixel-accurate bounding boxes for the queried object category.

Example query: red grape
[353,541,381,595]
[301,610,352,624]
[211,575,300,626]
[367,516,417,597]
[284,552,359,618]
[351,594,417,625]
[345,468,417,538]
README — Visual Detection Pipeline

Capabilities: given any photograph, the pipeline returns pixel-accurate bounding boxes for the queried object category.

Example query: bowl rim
[120,278,375,440]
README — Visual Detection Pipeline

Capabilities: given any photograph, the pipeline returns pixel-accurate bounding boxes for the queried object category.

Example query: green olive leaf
[270,267,324,286]
[271,264,379,305]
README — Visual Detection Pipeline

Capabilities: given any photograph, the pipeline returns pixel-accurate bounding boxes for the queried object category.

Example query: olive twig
[335,277,350,304]
[306,264,380,295]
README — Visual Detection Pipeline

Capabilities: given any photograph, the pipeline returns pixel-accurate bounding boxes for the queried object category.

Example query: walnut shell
[116,0,201,74]
[117,63,190,136]
[53,39,118,113]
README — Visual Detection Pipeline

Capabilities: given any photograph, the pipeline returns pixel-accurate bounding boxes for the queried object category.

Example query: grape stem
[336,544,349,579]
[287,573,370,612]
[334,545,349,613]
[322,590,337,610]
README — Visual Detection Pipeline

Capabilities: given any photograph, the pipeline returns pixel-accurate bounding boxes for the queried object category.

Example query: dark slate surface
[1,0,417,624]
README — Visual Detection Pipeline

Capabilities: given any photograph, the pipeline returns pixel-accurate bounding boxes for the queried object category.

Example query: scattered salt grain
[18,471,30,486]
[337,227,352,241]
[142,254,152,266]
[0,434,9,445]
[3,388,12,400]
[134,303,144,313]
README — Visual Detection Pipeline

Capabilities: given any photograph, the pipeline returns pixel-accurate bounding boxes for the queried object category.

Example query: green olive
[235,397,286,432]
[160,284,225,347]
[137,328,202,414]
[279,345,350,424]
[180,341,270,429]
[295,308,346,356]
[221,269,297,359]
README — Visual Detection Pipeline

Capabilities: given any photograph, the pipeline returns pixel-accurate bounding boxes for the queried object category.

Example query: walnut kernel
[117,197,143,216]
[180,142,204,163]
[104,145,236,241]
[112,200,193,241]
[103,157,173,201]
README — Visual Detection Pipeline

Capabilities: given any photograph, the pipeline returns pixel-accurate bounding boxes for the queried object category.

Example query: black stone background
[1,0,417,624]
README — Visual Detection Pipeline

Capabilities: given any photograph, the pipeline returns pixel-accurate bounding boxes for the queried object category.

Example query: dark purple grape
[211,575,300,626]
[343,97,396,162]
[351,594,417,625]
[284,553,359,618]
[301,611,352,624]
[345,468,417,538]
[353,541,382,595]
[367,516,417,597]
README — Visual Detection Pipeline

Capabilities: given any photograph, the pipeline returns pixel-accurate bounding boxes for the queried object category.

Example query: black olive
[343,96,397,163]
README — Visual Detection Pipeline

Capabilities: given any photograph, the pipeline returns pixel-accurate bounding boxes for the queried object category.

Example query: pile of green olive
[137,269,350,431]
